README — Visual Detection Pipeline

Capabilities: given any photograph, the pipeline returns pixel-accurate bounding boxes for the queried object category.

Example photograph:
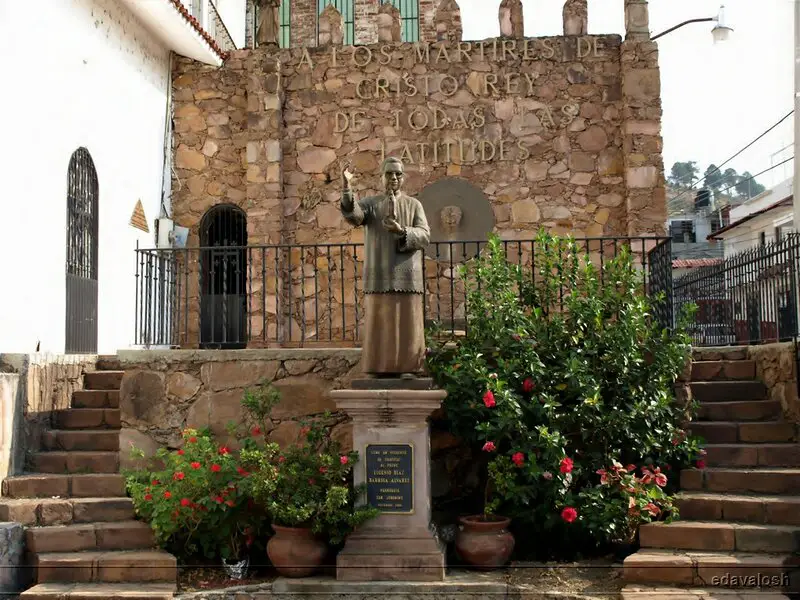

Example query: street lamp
[652,4,734,42]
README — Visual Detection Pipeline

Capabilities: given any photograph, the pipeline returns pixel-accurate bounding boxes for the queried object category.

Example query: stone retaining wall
[116,349,364,465]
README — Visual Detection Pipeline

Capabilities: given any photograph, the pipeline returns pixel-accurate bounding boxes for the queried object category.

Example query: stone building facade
[168,0,666,347]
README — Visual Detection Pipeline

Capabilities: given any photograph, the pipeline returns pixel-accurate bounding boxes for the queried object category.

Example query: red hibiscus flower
[151,479,160,486]
[163,491,172,499]
[190,462,201,470]
[219,446,230,455]
[213,495,224,503]
[645,502,660,517]
[173,472,185,481]
[319,466,328,474]
[251,426,262,436]
[189,437,198,444]
[210,464,221,473]
[236,466,249,476]
[559,457,574,474]
[483,390,496,408]
[512,452,525,467]
[482,441,496,452]
[340,456,349,465]
[522,378,534,393]
[696,459,707,470]
[176,449,185,456]
[144,493,153,501]
[561,507,578,523]
[180,498,191,507]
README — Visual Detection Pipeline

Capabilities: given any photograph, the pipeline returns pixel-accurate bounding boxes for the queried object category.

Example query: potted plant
[455,454,516,569]
[240,390,379,578]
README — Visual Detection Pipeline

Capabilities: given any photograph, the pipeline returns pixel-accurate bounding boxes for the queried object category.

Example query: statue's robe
[341,189,430,374]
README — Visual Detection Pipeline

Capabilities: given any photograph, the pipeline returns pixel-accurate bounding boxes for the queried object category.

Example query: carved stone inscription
[366,444,413,513]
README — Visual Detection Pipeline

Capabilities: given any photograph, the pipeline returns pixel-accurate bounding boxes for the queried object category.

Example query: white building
[0,0,247,355]
[708,176,794,256]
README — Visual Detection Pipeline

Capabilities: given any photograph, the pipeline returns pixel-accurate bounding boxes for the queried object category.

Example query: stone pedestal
[330,379,446,581]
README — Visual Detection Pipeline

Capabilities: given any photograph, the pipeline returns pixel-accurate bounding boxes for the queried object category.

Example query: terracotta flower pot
[267,524,328,577]
[454,515,515,569]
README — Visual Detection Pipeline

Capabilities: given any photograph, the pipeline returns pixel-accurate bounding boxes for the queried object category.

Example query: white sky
[457,0,795,187]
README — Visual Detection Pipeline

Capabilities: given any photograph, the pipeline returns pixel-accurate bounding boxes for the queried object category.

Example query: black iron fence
[134,237,673,349]
[674,233,800,347]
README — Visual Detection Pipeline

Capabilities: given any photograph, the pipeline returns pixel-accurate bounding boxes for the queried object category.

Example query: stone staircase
[0,365,177,599]
[622,348,800,599]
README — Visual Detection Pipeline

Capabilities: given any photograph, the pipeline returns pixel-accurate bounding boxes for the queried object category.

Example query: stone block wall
[171,32,665,347]
[116,349,363,465]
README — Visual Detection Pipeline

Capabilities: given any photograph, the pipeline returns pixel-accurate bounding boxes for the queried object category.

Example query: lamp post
[651,4,733,42]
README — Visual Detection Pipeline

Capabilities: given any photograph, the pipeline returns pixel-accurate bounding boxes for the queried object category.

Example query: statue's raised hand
[342,164,355,189]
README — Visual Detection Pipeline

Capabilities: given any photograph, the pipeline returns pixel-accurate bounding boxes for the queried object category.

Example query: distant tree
[735,172,767,199]
[668,161,699,188]
[704,164,724,192]
[721,168,740,192]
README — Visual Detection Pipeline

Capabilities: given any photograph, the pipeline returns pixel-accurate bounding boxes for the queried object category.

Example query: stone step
[26,522,155,553]
[702,444,800,468]
[53,409,121,430]
[0,497,134,526]
[698,400,782,422]
[29,452,120,474]
[693,348,749,362]
[33,550,176,584]
[42,430,120,451]
[677,492,800,526]
[624,549,799,589]
[622,586,793,600]
[689,422,796,444]
[84,371,124,391]
[692,360,757,381]
[640,521,800,553]
[20,582,176,599]
[96,356,123,371]
[71,390,120,409]
[2,474,125,498]
[681,468,800,495]
[690,381,767,403]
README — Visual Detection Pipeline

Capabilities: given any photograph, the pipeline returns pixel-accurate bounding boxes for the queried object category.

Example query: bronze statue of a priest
[340,157,430,376]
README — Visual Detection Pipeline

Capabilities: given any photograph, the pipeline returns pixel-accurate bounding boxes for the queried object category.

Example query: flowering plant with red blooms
[426,232,702,549]
[576,459,679,545]
[125,427,266,561]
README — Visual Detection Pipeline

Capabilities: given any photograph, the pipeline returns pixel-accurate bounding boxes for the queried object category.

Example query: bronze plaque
[417,177,495,264]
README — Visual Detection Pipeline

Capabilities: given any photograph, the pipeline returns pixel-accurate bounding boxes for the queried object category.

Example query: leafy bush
[125,427,266,561]
[426,231,702,548]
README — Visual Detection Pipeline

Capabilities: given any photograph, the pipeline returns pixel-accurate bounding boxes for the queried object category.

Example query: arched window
[280,0,291,48]
[318,0,355,45]
[65,147,99,354]
[199,204,248,349]
[382,0,419,42]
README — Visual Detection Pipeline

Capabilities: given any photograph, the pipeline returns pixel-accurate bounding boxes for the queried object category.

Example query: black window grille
[65,147,99,354]
[318,0,354,45]
[199,204,248,349]
[381,0,419,42]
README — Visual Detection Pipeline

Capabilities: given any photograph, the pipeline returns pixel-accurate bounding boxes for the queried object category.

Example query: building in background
[708,176,794,256]
[0,0,245,355]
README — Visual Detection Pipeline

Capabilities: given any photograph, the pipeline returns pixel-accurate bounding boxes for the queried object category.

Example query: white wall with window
[0,0,171,354]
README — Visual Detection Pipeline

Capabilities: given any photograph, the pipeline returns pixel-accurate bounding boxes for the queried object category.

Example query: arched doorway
[200,204,248,349]
[65,147,99,354]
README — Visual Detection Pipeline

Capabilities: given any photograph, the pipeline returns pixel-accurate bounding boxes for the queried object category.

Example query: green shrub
[426,231,702,548]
